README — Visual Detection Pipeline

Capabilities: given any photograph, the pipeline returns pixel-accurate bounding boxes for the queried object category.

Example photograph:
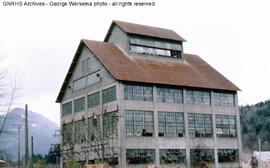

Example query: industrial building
[56,20,242,168]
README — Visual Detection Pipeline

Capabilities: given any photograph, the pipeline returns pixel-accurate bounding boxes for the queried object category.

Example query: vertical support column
[25,104,29,168]
[211,91,218,168]
[183,89,191,168]
[84,92,88,165]
[153,86,160,167]
[117,82,126,168]
[60,103,63,168]
[18,126,21,167]
[234,93,243,167]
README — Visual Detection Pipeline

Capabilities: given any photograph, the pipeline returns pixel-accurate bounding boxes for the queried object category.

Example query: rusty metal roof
[104,20,186,42]
[56,40,239,102]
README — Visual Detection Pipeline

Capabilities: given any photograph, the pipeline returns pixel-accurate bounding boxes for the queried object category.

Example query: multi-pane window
[188,113,212,138]
[74,120,85,144]
[213,92,235,106]
[129,36,182,58]
[88,115,101,141]
[125,110,154,136]
[218,149,238,162]
[62,122,72,145]
[126,149,155,164]
[157,87,183,103]
[190,149,214,166]
[160,149,186,164]
[87,92,100,108]
[103,111,118,137]
[216,115,237,138]
[124,85,153,101]
[102,86,116,104]
[187,90,210,105]
[74,97,85,113]
[62,102,72,116]
[158,112,184,137]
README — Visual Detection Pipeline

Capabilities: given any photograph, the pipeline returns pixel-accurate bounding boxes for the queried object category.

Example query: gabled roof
[56,40,240,103]
[104,20,186,42]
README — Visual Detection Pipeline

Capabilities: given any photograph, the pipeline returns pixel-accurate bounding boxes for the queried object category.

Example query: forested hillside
[240,100,270,151]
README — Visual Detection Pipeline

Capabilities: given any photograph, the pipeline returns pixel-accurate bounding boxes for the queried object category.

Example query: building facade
[56,20,242,168]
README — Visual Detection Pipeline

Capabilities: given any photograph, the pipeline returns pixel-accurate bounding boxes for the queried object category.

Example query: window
[160,149,186,164]
[88,115,101,141]
[88,92,100,108]
[190,149,214,166]
[213,92,235,106]
[157,87,183,103]
[73,77,86,91]
[158,112,184,137]
[126,149,155,164]
[103,111,118,137]
[74,97,85,113]
[81,58,90,73]
[187,90,210,105]
[102,86,116,104]
[87,70,101,86]
[218,149,238,162]
[129,36,182,58]
[125,110,154,136]
[188,113,212,138]
[171,50,182,58]
[62,122,72,145]
[124,85,153,101]
[74,120,85,144]
[62,102,72,116]
[216,115,237,138]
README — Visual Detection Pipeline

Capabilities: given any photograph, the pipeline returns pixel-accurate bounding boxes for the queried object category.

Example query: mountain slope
[240,100,270,151]
[0,108,59,161]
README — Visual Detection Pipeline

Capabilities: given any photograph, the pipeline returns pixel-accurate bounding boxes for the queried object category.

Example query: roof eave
[55,40,84,103]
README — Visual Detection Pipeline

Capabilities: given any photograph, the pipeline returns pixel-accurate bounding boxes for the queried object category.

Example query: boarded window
[87,70,101,86]
[73,77,86,91]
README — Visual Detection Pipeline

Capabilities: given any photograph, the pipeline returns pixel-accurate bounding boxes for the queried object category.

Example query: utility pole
[258,138,261,151]
[31,136,34,167]
[18,126,21,167]
[25,104,29,168]
[31,136,34,159]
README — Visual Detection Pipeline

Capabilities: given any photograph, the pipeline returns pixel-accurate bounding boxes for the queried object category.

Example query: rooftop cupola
[104,20,186,59]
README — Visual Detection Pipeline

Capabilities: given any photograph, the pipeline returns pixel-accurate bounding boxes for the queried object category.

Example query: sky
[0,0,269,125]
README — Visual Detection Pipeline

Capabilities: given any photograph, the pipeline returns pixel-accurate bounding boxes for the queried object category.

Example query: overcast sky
[0,0,269,125]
